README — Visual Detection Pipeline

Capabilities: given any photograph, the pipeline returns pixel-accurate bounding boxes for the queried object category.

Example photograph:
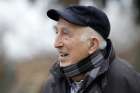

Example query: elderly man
[42,5,140,93]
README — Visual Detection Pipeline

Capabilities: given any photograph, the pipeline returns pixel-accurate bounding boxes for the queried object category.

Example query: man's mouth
[60,53,69,57]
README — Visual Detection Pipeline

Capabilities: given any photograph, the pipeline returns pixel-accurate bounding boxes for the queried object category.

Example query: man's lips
[59,53,69,57]
[58,50,69,57]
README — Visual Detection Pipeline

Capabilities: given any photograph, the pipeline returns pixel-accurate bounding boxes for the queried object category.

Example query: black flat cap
[47,5,110,39]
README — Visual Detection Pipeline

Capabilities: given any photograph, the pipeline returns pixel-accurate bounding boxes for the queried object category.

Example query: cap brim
[47,9,86,26]
[47,9,60,21]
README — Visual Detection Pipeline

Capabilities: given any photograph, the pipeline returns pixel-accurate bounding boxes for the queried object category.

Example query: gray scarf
[61,50,104,78]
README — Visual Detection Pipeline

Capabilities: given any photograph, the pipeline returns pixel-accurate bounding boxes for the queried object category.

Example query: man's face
[54,19,91,67]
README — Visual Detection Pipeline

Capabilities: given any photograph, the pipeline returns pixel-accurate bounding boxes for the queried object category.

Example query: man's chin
[59,60,71,67]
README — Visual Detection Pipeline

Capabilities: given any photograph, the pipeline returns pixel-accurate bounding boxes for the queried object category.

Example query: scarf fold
[61,50,104,78]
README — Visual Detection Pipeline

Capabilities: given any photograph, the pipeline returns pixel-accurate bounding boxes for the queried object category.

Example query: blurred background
[0,0,140,93]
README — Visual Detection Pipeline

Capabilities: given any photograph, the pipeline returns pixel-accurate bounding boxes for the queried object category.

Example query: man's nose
[54,36,64,48]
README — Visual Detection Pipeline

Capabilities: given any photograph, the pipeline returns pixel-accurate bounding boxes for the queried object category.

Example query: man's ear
[88,36,100,54]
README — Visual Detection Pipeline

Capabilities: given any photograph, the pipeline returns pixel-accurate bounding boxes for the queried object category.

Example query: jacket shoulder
[107,57,140,93]
[110,57,140,79]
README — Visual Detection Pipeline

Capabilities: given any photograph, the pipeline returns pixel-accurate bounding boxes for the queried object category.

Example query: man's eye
[55,31,58,34]
[53,26,58,34]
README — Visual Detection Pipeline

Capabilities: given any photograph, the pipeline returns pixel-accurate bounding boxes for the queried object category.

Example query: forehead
[55,19,91,36]
[56,18,81,29]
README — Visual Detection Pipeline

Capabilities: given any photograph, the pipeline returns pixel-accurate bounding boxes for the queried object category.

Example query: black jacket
[42,40,140,93]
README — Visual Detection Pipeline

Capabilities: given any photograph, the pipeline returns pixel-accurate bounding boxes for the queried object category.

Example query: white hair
[80,27,107,49]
